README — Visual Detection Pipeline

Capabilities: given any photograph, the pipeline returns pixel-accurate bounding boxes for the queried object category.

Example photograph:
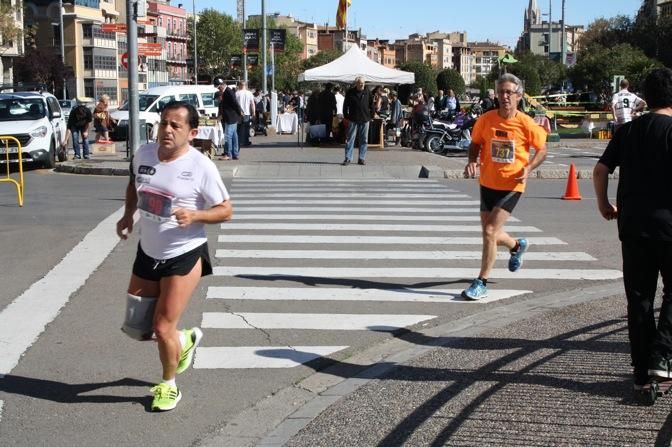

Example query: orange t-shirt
[471,110,547,192]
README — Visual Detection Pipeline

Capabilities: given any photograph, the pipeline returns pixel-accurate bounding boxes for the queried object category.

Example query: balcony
[166,31,189,41]
[75,0,100,7]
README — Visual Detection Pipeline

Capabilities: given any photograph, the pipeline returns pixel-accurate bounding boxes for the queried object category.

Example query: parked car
[0,91,66,168]
[110,85,219,141]
[58,99,77,123]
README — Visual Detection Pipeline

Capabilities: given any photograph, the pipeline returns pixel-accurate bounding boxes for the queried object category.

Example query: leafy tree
[396,62,438,104]
[303,49,342,70]
[13,47,67,93]
[568,43,660,101]
[577,16,633,54]
[0,2,21,56]
[436,68,465,95]
[512,51,566,90]
[187,9,242,78]
[508,63,542,96]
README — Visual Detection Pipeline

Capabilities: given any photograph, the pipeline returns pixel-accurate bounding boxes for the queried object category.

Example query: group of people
[60,95,115,160]
[213,78,256,160]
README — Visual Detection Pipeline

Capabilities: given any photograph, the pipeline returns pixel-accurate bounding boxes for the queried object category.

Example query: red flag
[336,0,351,30]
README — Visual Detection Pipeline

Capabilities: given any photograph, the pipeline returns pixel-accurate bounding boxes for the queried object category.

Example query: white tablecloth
[196,123,224,146]
[276,113,298,134]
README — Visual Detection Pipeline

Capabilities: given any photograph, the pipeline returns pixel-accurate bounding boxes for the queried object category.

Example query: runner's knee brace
[121,293,157,341]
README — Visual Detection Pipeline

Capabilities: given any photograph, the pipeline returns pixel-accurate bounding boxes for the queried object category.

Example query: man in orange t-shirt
[462,73,547,300]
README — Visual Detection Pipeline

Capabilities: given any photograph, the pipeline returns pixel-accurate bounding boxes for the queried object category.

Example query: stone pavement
[55,134,610,179]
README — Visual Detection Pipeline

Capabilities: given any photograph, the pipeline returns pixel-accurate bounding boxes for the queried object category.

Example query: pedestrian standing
[318,83,337,142]
[342,76,374,165]
[116,101,232,411]
[611,79,646,131]
[215,77,243,160]
[593,67,672,391]
[462,73,547,300]
[61,101,92,159]
[236,81,255,148]
[93,94,113,143]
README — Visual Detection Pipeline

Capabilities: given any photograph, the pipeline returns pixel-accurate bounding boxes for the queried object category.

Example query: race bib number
[490,138,515,164]
[137,185,175,222]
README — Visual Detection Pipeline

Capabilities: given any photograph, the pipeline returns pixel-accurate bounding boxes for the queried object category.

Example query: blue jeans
[224,122,239,158]
[344,121,369,162]
[71,128,90,158]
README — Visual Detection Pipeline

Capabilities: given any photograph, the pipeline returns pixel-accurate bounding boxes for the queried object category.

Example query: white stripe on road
[232,193,469,198]
[232,214,504,222]
[221,223,541,233]
[218,235,567,245]
[214,250,594,261]
[0,400,3,424]
[0,207,123,375]
[234,207,480,213]
[201,312,436,330]
[213,266,622,280]
[206,287,532,303]
[232,187,453,193]
[194,346,349,369]
[233,179,443,184]
[234,200,480,206]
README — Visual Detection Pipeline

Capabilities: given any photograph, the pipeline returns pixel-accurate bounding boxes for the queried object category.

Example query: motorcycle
[424,109,480,154]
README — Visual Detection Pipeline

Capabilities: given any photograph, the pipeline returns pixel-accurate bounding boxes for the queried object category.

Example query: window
[97,86,117,101]
[149,95,175,113]
[180,93,198,107]
[201,93,215,107]
[82,23,93,39]
[83,49,93,69]
[84,80,94,98]
[94,55,116,70]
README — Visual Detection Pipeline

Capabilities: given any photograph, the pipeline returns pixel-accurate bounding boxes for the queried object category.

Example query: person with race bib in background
[612,78,646,131]
[462,73,547,301]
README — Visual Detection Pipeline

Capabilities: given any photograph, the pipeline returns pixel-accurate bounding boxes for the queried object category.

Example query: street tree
[13,47,67,92]
[0,2,21,56]
[187,9,242,79]
[396,62,438,104]
[436,68,465,96]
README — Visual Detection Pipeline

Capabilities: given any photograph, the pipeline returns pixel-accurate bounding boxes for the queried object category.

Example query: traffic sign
[120,53,141,70]
[138,42,162,57]
[101,23,127,33]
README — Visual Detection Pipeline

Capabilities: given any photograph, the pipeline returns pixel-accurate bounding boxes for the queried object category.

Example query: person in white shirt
[236,80,256,148]
[116,101,232,412]
[334,85,345,118]
[612,79,646,130]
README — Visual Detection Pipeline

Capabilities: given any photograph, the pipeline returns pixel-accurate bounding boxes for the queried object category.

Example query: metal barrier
[0,136,24,206]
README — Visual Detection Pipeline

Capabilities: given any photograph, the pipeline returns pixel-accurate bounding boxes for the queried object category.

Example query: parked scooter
[424,105,482,154]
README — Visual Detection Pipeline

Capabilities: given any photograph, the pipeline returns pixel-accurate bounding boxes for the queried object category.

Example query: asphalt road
[0,168,621,446]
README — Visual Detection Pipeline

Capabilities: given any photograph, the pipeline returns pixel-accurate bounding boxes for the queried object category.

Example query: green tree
[577,16,633,54]
[396,62,438,104]
[303,49,342,70]
[13,47,67,93]
[436,68,465,95]
[187,9,242,79]
[508,63,542,96]
[512,51,566,90]
[0,2,21,55]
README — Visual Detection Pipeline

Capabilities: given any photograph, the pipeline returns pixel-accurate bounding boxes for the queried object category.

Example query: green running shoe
[150,383,181,411]
[176,327,203,374]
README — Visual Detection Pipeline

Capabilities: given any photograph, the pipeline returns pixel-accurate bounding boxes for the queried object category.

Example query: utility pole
[193,0,197,84]
[548,0,552,60]
[126,0,140,153]
[238,0,247,83]
[261,0,267,94]
[561,0,566,65]
[59,0,66,98]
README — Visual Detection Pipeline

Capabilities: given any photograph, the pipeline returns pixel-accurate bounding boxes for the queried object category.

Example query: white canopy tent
[297,46,415,85]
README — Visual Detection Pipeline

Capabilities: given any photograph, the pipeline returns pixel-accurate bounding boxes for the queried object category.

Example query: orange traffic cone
[562,163,582,200]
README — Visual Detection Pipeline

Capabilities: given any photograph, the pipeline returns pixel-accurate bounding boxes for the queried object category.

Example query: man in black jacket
[215,78,243,160]
[342,76,373,165]
[61,102,93,159]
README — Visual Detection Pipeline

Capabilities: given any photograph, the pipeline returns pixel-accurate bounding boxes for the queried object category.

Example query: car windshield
[0,98,46,121]
[59,100,73,110]
[117,95,159,112]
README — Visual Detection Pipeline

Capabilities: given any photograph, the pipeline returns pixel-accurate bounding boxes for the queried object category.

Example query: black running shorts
[479,185,522,213]
[132,242,213,282]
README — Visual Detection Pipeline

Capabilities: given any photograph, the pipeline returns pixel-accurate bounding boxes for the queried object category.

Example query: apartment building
[0,0,23,86]
[405,34,438,67]
[426,31,453,69]
[366,39,395,67]
[469,41,506,80]
[148,0,188,85]
[452,42,472,85]
[317,26,365,52]
[517,0,584,62]
[248,14,319,60]
[24,0,120,103]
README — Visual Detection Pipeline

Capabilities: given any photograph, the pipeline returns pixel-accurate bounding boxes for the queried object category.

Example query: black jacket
[218,87,243,124]
[343,87,373,123]
[67,105,92,130]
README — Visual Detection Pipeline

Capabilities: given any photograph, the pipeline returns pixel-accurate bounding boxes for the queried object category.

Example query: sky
[194,0,644,48]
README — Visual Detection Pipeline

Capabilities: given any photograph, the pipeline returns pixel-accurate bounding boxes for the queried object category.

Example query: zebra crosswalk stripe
[221,223,541,232]
[231,214,516,222]
[217,235,567,245]
[232,193,470,198]
[234,207,480,213]
[234,200,481,206]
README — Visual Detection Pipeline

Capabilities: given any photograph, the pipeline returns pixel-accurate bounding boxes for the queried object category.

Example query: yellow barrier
[0,136,24,207]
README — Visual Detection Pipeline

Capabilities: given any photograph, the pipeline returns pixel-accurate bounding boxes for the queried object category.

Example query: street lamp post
[193,0,197,84]
[59,0,66,98]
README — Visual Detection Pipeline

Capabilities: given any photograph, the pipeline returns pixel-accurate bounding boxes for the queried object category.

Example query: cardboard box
[91,143,116,155]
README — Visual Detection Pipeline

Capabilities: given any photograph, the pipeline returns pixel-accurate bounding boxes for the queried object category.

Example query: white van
[110,85,218,140]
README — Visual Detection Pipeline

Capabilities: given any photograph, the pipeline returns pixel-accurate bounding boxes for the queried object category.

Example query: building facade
[469,41,506,80]
[0,0,23,86]
[148,0,188,85]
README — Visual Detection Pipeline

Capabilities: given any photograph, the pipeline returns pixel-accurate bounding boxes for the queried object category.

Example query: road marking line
[206,287,532,303]
[214,250,594,261]
[194,346,349,369]
[0,207,123,376]
[0,400,3,424]
[231,187,453,192]
[232,193,470,198]
[201,313,437,330]
[217,235,567,245]
[212,266,622,280]
[232,178,442,183]
[234,207,480,213]
[221,223,541,232]
[234,200,480,206]
[232,214,504,222]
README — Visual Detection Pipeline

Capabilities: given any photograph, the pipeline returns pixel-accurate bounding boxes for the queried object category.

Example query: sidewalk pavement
[55,134,610,179]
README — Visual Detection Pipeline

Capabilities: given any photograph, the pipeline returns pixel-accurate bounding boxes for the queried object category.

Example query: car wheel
[249,127,255,138]
[43,141,56,169]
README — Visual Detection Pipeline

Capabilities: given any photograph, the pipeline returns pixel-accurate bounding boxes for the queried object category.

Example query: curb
[196,281,623,447]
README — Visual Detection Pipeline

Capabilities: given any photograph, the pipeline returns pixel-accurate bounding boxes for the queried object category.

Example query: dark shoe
[634,367,651,390]
[342,159,350,166]
[358,159,366,165]
[83,156,90,160]
[648,356,670,379]
[232,156,239,160]
[74,155,81,160]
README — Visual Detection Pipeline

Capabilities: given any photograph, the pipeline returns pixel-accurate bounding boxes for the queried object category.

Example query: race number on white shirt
[612,89,643,124]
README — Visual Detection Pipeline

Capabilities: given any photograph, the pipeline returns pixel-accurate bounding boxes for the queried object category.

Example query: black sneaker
[648,356,670,379]
[634,367,651,390]
[342,159,350,166]
[358,159,366,165]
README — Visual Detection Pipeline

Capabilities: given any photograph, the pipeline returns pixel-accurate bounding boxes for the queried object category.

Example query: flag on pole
[336,0,351,31]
